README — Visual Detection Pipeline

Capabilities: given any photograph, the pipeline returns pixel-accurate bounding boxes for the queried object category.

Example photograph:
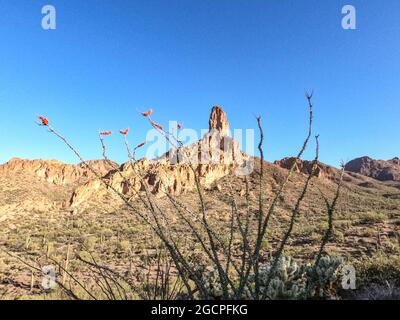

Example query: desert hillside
[0,107,399,299]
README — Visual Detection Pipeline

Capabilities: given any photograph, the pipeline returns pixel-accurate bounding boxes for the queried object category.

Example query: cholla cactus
[245,255,344,300]
[198,255,344,300]
[257,256,308,299]
[202,270,224,299]
[305,255,344,298]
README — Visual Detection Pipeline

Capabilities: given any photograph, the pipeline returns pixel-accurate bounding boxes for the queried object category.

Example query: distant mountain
[345,156,400,182]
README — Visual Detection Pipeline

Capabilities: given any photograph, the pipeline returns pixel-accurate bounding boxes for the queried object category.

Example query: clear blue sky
[0,0,399,166]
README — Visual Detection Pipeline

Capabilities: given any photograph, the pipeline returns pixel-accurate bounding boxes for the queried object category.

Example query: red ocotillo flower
[119,128,129,135]
[136,141,147,148]
[151,121,163,131]
[38,116,49,126]
[141,109,153,117]
[100,131,112,136]
[177,123,183,130]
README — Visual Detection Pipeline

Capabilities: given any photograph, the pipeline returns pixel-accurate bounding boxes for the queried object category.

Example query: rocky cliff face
[69,106,249,207]
[274,157,337,179]
[0,158,116,185]
[345,156,400,181]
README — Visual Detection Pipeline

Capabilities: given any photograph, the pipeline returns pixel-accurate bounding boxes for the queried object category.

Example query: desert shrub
[355,252,400,287]
[72,218,84,229]
[83,236,97,251]
[332,229,345,243]
[117,240,131,254]
[359,212,387,224]
[351,282,400,300]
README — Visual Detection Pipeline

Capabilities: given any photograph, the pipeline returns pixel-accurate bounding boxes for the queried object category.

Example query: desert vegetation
[1,93,399,300]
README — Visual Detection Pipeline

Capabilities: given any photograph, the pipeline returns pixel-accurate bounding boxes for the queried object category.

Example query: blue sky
[0,0,399,166]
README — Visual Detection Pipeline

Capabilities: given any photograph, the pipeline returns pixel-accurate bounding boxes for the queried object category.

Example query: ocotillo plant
[30,93,345,300]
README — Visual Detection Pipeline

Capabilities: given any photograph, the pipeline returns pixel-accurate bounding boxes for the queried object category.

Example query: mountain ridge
[345,156,400,182]
[1,106,399,212]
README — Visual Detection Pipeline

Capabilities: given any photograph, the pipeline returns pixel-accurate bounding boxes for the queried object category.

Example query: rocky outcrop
[0,158,116,185]
[274,157,337,179]
[69,106,249,207]
[345,156,400,181]
[209,106,230,136]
